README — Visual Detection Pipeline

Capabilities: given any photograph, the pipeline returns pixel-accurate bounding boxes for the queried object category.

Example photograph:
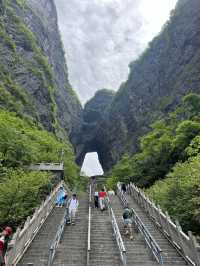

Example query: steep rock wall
[0,0,82,142]
[103,0,200,168]
[80,0,200,171]
[76,89,115,169]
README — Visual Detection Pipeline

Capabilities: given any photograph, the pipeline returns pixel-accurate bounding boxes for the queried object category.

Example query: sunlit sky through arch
[55,0,178,176]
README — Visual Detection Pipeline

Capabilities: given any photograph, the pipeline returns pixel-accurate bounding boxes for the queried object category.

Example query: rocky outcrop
[0,0,82,141]
[26,0,83,142]
[76,89,115,169]
[79,0,200,171]
[103,0,200,168]
[2,0,200,173]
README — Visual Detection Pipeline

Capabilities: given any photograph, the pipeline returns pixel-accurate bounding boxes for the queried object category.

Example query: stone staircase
[52,195,88,266]
[111,195,158,266]
[126,194,188,266]
[89,207,121,266]
[18,207,65,266]
[17,189,190,266]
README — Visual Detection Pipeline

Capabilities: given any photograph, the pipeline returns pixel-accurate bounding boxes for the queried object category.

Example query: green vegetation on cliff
[0,1,57,126]
[0,111,80,229]
[106,93,200,237]
[0,0,84,232]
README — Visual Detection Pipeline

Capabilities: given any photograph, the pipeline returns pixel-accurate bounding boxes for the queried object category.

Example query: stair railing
[86,184,92,266]
[117,183,129,208]
[106,189,127,266]
[128,182,200,266]
[133,208,164,266]
[47,201,70,266]
[117,186,164,266]
[6,181,65,266]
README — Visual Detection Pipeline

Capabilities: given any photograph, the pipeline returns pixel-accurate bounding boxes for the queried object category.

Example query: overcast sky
[55,0,178,176]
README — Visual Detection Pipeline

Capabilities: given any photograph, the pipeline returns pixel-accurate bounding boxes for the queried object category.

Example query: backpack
[123,209,132,219]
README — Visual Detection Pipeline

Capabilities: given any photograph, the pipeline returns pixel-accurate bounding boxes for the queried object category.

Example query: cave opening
[81,152,104,177]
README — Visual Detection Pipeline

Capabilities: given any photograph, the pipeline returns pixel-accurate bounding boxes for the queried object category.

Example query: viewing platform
[29,163,64,172]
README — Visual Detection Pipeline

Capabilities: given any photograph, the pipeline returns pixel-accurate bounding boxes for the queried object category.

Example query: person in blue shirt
[56,187,67,207]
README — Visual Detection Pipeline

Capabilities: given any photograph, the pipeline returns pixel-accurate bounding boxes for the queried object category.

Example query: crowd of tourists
[1,183,133,265]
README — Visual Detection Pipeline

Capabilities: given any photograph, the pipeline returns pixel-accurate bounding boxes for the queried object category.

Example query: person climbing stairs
[126,193,188,266]
[52,195,88,266]
[111,195,158,266]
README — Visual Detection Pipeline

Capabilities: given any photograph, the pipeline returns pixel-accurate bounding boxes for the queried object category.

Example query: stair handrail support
[87,184,92,266]
[105,187,127,266]
[117,183,129,208]
[129,182,200,266]
[117,186,164,266]
[6,181,65,266]
[47,200,70,266]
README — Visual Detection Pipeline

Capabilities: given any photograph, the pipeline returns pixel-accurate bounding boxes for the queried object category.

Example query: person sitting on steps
[122,206,134,240]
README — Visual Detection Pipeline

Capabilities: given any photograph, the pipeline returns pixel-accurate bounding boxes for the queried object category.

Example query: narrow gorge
[1,0,200,254]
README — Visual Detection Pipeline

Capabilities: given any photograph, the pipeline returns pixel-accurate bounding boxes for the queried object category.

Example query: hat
[5,226,12,236]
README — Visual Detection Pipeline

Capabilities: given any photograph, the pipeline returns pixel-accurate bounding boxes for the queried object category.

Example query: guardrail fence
[128,182,200,266]
[47,203,69,266]
[117,185,164,266]
[86,184,92,266]
[6,181,65,266]
[106,189,127,266]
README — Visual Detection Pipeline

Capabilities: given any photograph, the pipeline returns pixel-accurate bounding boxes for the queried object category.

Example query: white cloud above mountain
[55,0,178,175]
[55,0,177,104]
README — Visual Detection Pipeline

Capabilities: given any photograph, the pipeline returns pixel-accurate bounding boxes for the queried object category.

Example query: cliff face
[76,89,115,169]
[105,0,200,167]
[0,0,82,141]
[80,0,200,170]
[2,0,200,172]
[26,0,83,142]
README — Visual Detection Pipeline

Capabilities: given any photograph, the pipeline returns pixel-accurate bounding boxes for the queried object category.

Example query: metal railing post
[129,183,200,266]
[117,186,163,266]
[86,184,92,266]
[105,186,127,266]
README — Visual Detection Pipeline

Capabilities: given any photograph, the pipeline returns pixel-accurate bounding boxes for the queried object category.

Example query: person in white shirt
[68,194,79,224]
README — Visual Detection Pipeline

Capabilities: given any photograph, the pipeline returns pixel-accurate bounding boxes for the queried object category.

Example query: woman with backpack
[122,207,134,240]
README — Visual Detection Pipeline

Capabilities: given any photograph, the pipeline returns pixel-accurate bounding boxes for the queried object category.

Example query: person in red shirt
[98,188,107,211]
[0,227,12,266]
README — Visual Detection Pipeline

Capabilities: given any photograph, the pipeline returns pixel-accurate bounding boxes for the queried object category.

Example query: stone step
[52,196,88,266]
[18,207,66,266]
[114,194,188,266]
